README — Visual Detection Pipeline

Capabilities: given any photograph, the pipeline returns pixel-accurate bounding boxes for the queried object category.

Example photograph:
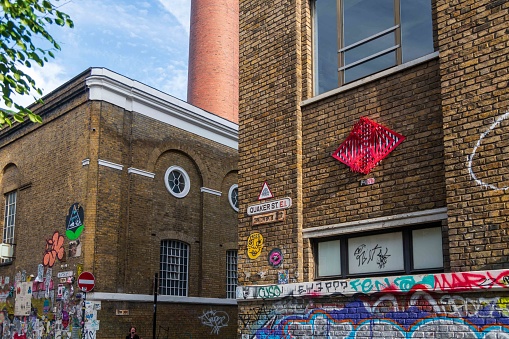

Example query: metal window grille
[159,240,189,296]
[226,250,238,299]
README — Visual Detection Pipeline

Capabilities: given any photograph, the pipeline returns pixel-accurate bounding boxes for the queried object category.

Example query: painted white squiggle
[467,111,509,190]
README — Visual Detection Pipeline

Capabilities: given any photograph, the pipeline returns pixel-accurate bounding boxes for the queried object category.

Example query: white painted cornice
[98,159,123,171]
[128,167,155,178]
[85,68,238,150]
[201,187,222,196]
[87,292,237,305]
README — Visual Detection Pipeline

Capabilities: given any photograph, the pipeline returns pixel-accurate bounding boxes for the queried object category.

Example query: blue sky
[9,0,191,108]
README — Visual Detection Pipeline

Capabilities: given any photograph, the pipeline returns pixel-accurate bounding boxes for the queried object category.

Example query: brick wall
[98,302,238,339]
[238,290,509,338]
[436,0,509,271]
[0,70,238,338]
[238,0,305,286]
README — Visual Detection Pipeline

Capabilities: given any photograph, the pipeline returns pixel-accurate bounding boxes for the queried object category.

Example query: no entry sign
[78,271,95,292]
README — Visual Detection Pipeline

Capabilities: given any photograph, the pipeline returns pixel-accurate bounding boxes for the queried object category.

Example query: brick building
[0,68,239,339]
[237,0,509,338]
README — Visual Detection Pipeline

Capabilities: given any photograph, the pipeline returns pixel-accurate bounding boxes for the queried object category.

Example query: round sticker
[247,232,264,259]
[268,248,283,267]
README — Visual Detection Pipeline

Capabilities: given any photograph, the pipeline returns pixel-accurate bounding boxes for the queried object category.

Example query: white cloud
[0,63,68,110]
[158,0,191,34]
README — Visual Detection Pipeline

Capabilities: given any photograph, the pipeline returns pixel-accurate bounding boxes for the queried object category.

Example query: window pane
[343,0,394,46]
[412,227,443,269]
[344,34,395,65]
[345,52,396,83]
[159,240,189,296]
[226,250,238,299]
[401,0,434,62]
[318,240,341,276]
[348,232,403,274]
[315,0,339,94]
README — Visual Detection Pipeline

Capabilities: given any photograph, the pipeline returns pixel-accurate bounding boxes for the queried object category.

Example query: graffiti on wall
[239,291,509,338]
[468,111,509,190]
[198,309,229,335]
[65,203,84,240]
[238,269,509,300]
[43,232,65,268]
[247,233,264,260]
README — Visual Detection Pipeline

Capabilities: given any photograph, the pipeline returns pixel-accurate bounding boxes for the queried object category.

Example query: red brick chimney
[187,0,239,124]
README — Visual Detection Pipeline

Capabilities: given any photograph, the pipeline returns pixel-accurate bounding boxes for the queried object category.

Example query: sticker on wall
[268,248,283,267]
[278,270,289,284]
[247,232,264,259]
[65,203,85,240]
[43,231,65,267]
[258,181,274,200]
[68,239,82,258]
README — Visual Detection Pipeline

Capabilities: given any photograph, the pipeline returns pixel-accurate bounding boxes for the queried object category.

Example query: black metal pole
[81,292,87,335]
[152,273,158,339]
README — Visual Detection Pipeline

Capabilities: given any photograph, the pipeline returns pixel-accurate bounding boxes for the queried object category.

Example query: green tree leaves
[0,0,73,128]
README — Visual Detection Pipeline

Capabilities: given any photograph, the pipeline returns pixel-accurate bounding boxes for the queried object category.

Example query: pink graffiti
[434,271,509,292]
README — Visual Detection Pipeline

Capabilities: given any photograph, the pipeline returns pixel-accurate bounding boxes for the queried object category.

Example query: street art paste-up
[278,270,289,284]
[247,232,264,260]
[65,203,85,240]
[43,232,65,268]
[68,239,82,258]
[268,248,283,267]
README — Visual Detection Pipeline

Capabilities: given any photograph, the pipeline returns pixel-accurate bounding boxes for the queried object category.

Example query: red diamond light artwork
[332,117,405,174]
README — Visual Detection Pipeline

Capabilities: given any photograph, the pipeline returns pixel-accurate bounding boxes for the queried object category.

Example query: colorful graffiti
[239,291,509,338]
[237,269,509,300]
[0,273,85,339]
[247,233,264,260]
[42,232,65,268]
[65,203,85,240]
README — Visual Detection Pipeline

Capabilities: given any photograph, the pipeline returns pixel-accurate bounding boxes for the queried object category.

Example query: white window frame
[3,191,16,244]
[159,240,189,296]
[164,166,191,198]
[226,250,238,299]
[228,184,239,212]
[2,191,16,263]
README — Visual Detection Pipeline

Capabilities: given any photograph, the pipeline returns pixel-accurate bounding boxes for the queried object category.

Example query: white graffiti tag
[468,111,509,190]
[198,310,229,335]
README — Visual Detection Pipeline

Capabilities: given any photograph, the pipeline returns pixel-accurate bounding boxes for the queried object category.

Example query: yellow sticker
[247,232,264,259]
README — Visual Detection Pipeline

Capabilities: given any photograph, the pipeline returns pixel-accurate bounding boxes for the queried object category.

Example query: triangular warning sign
[258,182,274,200]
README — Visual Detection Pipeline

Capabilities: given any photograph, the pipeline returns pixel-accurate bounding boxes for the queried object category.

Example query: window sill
[301,51,440,107]
[302,207,447,239]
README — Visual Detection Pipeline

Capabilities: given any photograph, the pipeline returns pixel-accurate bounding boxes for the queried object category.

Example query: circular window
[165,166,190,198]
[228,184,239,211]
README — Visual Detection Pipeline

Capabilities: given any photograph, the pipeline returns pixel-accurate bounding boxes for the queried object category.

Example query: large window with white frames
[315,223,443,279]
[226,250,238,299]
[165,166,190,198]
[159,240,189,296]
[313,0,435,94]
[3,191,16,245]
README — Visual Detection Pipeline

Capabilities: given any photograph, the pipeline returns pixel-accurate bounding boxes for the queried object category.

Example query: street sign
[77,271,95,292]
[247,197,292,216]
